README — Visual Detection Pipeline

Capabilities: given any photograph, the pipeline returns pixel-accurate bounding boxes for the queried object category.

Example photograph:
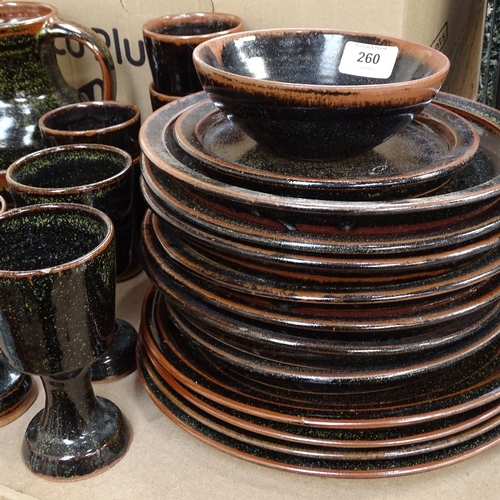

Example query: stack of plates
[138,91,500,477]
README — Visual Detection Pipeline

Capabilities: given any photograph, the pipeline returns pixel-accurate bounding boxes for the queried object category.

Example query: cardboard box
[49,0,486,118]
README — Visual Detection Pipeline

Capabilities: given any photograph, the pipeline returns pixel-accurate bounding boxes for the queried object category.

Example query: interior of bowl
[199,30,444,87]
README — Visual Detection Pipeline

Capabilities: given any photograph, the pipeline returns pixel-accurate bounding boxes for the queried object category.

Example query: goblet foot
[23,396,131,480]
[91,318,138,382]
[23,367,132,480]
[0,359,37,426]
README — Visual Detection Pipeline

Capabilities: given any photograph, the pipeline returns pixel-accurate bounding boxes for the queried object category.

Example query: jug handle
[41,19,117,100]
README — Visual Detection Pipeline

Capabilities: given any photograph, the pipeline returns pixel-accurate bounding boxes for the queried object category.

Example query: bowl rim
[192,27,450,104]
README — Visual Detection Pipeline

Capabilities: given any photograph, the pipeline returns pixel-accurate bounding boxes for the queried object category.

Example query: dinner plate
[137,287,500,476]
[141,165,500,266]
[139,91,500,218]
[160,296,500,387]
[140,257,500,360]
[141,225,500,332]
[139,286,500,425]
[148,210,500,304]
[141,347,500,450]
[140,349,500,461]
[137,353,500,477]
[173,99,479,200]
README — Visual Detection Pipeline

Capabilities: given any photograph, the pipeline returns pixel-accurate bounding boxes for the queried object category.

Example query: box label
[339,41,399,79]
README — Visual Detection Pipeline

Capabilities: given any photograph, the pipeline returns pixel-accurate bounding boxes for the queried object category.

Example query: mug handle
[42,18,117,100]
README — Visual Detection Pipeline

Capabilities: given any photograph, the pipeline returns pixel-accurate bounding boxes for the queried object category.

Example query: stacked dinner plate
[138,90,500,477]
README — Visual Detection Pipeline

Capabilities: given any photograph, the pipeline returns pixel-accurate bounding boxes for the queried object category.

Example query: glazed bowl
[193,28,450,159]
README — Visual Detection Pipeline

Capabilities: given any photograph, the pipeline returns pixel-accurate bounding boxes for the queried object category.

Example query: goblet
[38,101,143,281]
[0,194,38,426]
[7,144,138,382]
[0,203,131,479]
[0,350,37,426]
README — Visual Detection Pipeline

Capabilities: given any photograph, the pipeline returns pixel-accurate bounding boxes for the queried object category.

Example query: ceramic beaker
[39,101,143,280]
[143,12,243,96]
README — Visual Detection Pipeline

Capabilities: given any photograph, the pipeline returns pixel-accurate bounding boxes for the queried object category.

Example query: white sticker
[338,41,399,79]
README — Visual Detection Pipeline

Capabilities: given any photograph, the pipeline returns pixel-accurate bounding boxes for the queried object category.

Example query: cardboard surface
[46,0,486,118]
[1,273,500,499]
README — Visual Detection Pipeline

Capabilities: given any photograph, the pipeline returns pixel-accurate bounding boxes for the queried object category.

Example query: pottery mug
[143,12,243,96]
[39,101,141,158]
[149,82,179,111]
[7,144,140,381]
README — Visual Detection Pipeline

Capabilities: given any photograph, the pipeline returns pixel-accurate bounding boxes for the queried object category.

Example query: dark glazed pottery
[149,82,179,111]
[143,12,243,96]
[193,29,450,159]
[7,144,134,276]
[7,144,138,382]
[136,286,500,477]
[140,92,500,224]
[0,194,38,426]
[0,2,116,176]
[38,101,143,281]
[39,101,141,158]
[136,90,500,476]
[173,98,479,200]
[0,203,131,479]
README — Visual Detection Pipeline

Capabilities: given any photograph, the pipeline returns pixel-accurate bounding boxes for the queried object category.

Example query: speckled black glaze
[140,225,500,391]
[7,144,134,276]
[0,350,37,426]
[7,144,138,382]
[39,101,141,159]
[140,92,500,231]
[174,99,479,201]
[193,29,450,159]
[39,101,144,282]
[0,203,131,479]
[0,2,116,173]
[139,288,500,422]
[136,288,500,477]
[143,12,243,96]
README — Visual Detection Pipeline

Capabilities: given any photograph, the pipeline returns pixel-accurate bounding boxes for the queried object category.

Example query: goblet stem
[23,365,131,479]
[39,367,99,437]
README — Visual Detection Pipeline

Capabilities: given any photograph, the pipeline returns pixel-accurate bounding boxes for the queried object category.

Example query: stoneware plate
[138,286,500,426]
[173,99,479,200]
[139,91,500,219]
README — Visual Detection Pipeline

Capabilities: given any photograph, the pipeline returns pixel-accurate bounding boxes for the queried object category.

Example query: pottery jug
[0,2,116,173]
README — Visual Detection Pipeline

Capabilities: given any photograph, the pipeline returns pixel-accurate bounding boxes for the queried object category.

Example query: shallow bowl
[193,28,450,159]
